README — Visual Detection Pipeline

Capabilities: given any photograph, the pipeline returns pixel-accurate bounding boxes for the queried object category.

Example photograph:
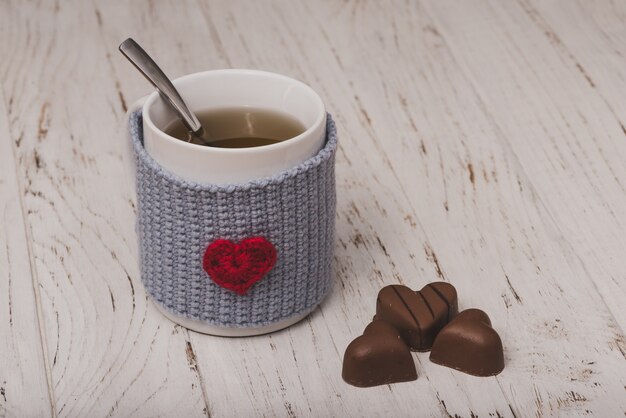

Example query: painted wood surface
[0,0,624,416]
[0,84,53,418]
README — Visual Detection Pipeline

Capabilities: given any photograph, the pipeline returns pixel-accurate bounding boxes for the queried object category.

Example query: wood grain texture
[0,87,53,417]
[424,0,626,332]
[1,0,625,416]
[520,0,626,329]
[0,0,209,416]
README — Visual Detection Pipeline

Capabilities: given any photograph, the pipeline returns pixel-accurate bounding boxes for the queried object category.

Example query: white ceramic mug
[142,69,326,184]
[126,70,327,336]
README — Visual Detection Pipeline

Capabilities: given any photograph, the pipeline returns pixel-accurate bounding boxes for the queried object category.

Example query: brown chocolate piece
[429,309,504,376]
[376,282,458,351]
[342,320,417,387]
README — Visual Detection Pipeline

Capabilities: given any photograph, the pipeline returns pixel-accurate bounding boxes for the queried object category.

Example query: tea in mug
[164,107,306,148]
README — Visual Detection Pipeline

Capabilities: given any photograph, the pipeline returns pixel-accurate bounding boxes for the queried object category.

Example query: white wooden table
[1,0,625,416]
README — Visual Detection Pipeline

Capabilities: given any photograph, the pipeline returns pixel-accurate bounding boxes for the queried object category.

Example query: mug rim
[142,69,326,155]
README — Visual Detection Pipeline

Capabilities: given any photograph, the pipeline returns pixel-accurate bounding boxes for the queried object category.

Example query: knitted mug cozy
[128,111,337,328]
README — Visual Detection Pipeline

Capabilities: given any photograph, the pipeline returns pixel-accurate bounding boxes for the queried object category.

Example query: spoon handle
[119,38,203,134]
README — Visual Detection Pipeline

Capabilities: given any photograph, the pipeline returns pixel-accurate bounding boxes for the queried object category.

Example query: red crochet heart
[202,237,277,295]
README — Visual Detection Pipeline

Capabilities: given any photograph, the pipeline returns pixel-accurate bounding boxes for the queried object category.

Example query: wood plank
[0,0,209,416]
[418,0,626,415]
[522,0,626,328]
[0,86,53,417]
[521,0,626,121]
[423,0,626,332]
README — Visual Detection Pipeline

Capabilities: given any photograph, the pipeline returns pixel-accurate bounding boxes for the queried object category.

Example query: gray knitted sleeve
[129,111,337,328]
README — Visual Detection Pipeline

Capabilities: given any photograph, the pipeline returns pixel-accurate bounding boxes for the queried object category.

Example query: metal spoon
[118,38,213,146]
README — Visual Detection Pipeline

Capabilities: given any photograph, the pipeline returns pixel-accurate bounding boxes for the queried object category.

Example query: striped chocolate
[375,282,458,351]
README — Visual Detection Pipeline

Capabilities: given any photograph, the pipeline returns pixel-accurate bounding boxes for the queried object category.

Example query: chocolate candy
[342,320,417,387]
[429,309,504,376]
[376,282,458,351]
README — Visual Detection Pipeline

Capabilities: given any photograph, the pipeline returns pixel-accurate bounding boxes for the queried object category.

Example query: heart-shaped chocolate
[202,237,277,295]
[429,309,504,376]
[342,320,417,387]
[375,282,458,351]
